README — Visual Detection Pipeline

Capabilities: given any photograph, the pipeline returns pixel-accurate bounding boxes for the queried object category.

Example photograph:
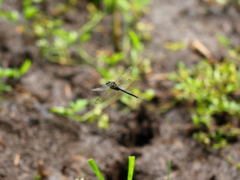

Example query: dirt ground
[1,0,240,180]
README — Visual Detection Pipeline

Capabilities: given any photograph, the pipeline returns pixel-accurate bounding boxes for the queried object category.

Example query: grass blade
[127,156,135,180]
[167,160,172,180]
[20,59,32,76]
[88,159,105,180]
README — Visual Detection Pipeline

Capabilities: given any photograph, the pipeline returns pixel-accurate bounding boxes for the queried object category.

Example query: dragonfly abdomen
[119,88,139,98]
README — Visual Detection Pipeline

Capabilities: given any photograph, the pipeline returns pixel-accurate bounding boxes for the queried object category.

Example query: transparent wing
[92,85,109,91]
[95,88,120,104]
[118,79,133,90]
[116,66,132,85]
[93,66,133,104]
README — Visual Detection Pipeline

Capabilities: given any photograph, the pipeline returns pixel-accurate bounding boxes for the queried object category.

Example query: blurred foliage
[50,99,88,116]
[50,98,111,129]
[1,0,154,125]
[169,35,240,149]
[0,0,19,21]
[22,0,79,65]
[227,156,240,169]
[33,174,41,180]
[10,0,153,70]
[164,41,188,52]
[0,59,31,93]
[50,65,154,128]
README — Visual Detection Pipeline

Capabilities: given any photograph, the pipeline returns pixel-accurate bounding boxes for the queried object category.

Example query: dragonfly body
[106,81,119,90]
[106,81,139,99]
[92,66,139,104]
[118,87,139,98]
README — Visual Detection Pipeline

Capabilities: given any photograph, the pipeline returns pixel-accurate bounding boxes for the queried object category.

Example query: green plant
[50,65,154,128]
[164,41,188,52]
[0,59,31,92]
[18,0,152,69]
[50,98,108,129]
[0,0,19,21]
[167,160,172,180]
[20,0,81,64]
[50,99,88,116]
[169,57,240,148]
[87,156,135,180]
[227,156,240,169]
[33,174,41,180]
[16,0,153,124]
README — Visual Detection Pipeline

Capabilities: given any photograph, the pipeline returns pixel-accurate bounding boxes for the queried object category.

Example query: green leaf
[128,29,142,50]
[98,114,109,129]
[34,174,41,180]
[72,99,88,112]
[0,10,19,21]
[68,31,78,43]
[2,69,15,77]
[80,33,91,43]
[117,0,131,11]
[216,34,231,47]
[164,41,187,52]
[167,160,172,180]
[88,159,105,180]
[24,6,39,19]
[143,89,155,100]
[97,67,111,79]
[49,107,68,115]
[127,156,135,180]
[0,83,12,92]
[23,0,32,7]
[20,59,32,76]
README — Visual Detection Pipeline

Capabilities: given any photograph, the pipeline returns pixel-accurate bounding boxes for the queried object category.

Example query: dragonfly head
[106,81,110,85]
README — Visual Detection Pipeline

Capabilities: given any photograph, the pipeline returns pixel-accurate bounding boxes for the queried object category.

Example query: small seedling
[87,156,136,180]
[50,99,88,117]
[0,59,31,92]
[169,38,240,148]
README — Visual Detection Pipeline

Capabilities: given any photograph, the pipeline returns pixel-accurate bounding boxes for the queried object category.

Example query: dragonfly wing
[118,79,133,90]
[116,66,132,85]
[92,84,109,91]
[95,89,109,104]
[95,88,120,104]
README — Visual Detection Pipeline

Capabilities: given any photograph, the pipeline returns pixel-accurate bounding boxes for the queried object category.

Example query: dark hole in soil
[134,127,154,147]
[117,105,158,147]
[23,51,33,60]
[226,136,238,144]
[0,45,9,52]
[212,112,231,126]
[0,173,6,177]
[170,161,179,171]
[28,119,40,127]
[105,159,136,180]
[209,175,216,180]
[150,96,159,104]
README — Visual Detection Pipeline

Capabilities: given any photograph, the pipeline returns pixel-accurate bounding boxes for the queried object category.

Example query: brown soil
[1,0,240,180]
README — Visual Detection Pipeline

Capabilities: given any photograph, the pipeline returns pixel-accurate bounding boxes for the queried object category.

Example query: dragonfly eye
[106,81,110,84]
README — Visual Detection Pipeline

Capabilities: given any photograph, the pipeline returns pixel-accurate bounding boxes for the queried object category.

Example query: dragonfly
[92,66,139,104]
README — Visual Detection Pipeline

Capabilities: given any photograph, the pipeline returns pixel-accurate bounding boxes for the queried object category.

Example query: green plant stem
[167,160,172,180]
[78,12,105,37]
[88,159,105,180]
[127,156,135,180]
[112,5,122,51]
[69,95,119,121]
